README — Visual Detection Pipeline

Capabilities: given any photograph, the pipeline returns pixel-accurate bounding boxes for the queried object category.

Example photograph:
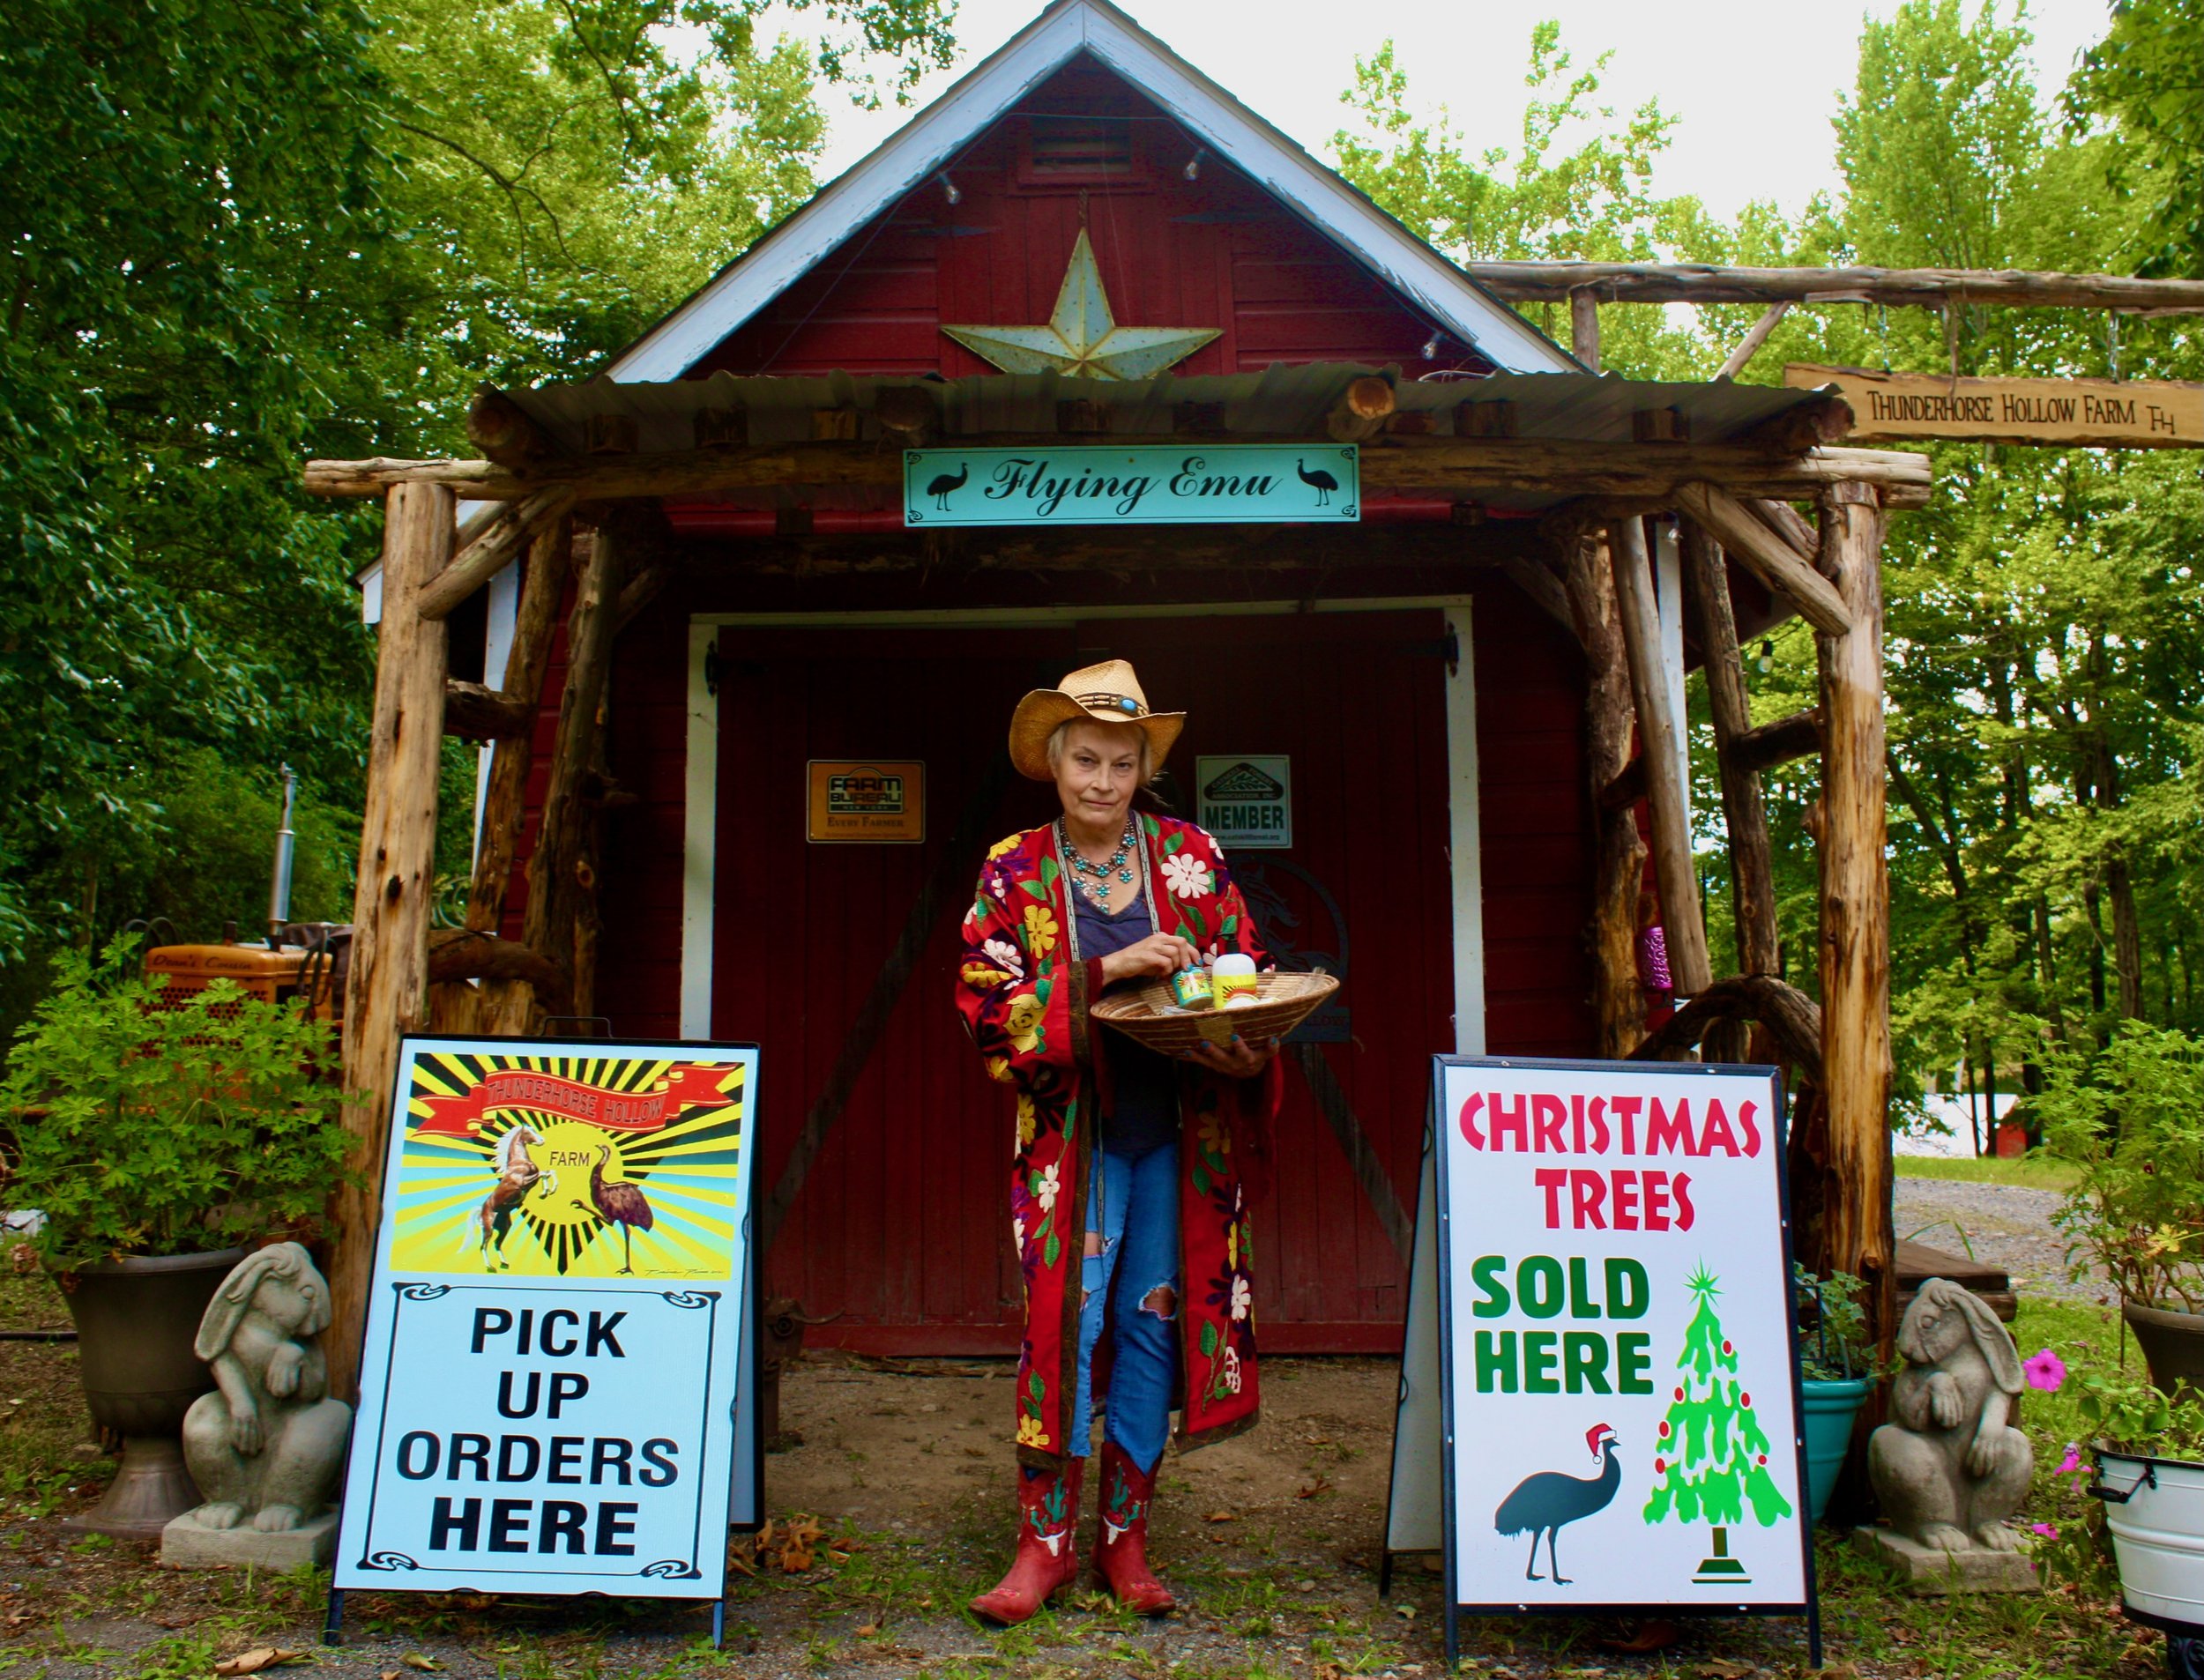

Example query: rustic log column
[329,482,454,1402]
[468,516,574,1032]
[1682,520,1780,1063]
[512,520,622,1030]
[1813,482,1895,1350]
[1570,287,1601,372]
[1560,532,1648,1056]
[1607,518,1714,1000]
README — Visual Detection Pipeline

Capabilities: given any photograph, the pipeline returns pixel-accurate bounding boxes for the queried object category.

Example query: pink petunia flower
[2023,1349,2067,1392]
[2030,1523,2059,1539]
[2056,1444,2083,1476]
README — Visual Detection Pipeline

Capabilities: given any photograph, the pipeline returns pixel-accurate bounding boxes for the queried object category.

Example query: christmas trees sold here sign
[1432,1058,1810,1616]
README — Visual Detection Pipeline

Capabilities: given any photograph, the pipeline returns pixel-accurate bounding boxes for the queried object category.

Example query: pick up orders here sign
[335,1037,758,1602]
[1433,1058,1811,1614]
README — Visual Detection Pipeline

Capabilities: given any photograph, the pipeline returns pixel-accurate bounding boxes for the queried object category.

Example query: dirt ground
[0,1341,2164,1680]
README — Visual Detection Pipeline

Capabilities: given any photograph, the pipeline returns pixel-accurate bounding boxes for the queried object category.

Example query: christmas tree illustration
[1642,1265,1793,1583]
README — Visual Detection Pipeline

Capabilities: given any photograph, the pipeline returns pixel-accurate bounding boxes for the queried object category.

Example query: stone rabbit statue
[1868,1276,2032,1552]
[180,1243,352,1534]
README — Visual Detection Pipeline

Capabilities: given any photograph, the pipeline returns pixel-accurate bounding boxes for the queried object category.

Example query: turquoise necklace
[1060,818,1138,908]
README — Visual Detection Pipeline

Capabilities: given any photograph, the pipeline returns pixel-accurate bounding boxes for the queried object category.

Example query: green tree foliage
[1337,4,2204,1143]
[0,0,953,988]
[2070,0,2204,275]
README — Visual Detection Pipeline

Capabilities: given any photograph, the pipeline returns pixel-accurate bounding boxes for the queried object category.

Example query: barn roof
[605,0,1576,383]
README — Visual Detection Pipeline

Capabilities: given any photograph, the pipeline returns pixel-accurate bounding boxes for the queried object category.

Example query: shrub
[2039,1023,2204,1312]
[0,939,351,1271]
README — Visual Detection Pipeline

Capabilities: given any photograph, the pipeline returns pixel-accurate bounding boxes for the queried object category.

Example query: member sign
[335,1037,759,1602]
[1431,1058,1810,1621]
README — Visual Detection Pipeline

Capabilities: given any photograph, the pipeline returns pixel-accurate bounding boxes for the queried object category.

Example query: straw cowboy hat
[1009,659,1185,782]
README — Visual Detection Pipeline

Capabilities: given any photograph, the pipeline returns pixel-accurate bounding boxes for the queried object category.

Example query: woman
[956,658,1282,1624]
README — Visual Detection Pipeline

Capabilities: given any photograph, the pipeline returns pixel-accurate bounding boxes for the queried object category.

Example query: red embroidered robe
[955,812,1281,1468]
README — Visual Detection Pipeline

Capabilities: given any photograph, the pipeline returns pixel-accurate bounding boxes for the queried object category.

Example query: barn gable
[607,0,1572,381]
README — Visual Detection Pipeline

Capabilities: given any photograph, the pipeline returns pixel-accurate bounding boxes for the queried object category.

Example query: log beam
[1729,707,1824,775]
[1672,481,1854,636]
[1683,521,1781,997]
[1459,262,2204,313]
[1813,482,1895,1351]
[303,437,1933,506]
[1326,375,1396,443]
[443,680,535,741]
[1496,554,1582,650]
[466,386,558,472]
[427,929,574,1014]
[329,482,454,1402]
[415,485,577,622]
[1560,532,1647,1056]
[1608,517,1714,999]
[1628,975,1822,1080]
[1716,303,1791,380]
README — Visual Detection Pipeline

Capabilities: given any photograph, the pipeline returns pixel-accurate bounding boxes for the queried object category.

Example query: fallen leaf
[1393,1603,1417,1619]
[401,1657,444,1673]
[1296,1476,1332,1500]
[1203,1511,1237,1523]
[1601,1620,1681,1654]
[856,1624,880,1637]
[1696,1664,1756,1680]
[213,1651,306,1676]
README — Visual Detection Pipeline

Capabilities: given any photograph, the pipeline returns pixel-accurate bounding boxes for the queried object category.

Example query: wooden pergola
[306,370,1927,1399]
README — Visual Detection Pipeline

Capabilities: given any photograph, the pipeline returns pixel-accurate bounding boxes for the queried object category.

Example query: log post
[328,483,454,1403]
[1571,288,1601,372]
[1560,532,1649,1056]
[1812,482,1895,1351]
[514,519,622,1030]
[468,517,574,1032]
[1607,518,1714,1000]
[1683,521,1778,1062]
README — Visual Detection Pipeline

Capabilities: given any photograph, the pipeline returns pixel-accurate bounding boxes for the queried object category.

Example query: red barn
[327,0,1916,1379]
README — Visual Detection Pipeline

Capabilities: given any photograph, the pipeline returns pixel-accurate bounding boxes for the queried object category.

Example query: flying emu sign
[902,443,1359,525]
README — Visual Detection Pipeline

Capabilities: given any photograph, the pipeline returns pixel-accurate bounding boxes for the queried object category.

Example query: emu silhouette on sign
[1493,1424,1619,1584]
[571,1144,654,1275]
[1296,458,1338,507]
[926,462,970,511]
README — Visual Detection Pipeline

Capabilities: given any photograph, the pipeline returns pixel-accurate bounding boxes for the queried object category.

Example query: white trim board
[607,0,1571,383]
[679,595,1488,1052]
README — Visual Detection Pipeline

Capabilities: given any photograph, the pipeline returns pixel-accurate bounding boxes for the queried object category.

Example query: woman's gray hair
[1045,718,1152,784]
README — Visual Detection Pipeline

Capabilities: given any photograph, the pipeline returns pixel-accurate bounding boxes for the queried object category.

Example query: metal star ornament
[942,229,1220,380]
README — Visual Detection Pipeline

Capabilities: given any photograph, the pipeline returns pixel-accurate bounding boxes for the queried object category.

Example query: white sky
[811,0,2110,221]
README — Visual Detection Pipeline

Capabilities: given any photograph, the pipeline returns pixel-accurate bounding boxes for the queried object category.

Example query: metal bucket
[2091,1446,2204,1635]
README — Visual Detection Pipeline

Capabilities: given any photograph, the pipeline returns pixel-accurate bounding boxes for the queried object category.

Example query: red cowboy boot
[970,1457,1085,1626]
[1095,1439,1175,1614]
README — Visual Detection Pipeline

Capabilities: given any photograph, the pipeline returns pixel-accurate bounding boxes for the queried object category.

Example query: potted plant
[2072,1364,2204,1677]
[2040,1024,2204,1396]
[1793,1264,1878,1524]
[0,940,350,1537]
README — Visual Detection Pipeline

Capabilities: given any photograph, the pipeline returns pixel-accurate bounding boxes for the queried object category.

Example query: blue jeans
[1068,1141,1180,1473]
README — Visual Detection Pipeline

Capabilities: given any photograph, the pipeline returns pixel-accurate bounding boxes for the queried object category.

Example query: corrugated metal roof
[503,364,1829,457]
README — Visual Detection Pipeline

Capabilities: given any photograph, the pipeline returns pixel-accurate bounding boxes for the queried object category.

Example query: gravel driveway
[1894,1176,2111,1305]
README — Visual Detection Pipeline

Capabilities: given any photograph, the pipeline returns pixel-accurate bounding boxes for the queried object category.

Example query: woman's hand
[1098,933,1202,985]
[1185,1033,1277,1078]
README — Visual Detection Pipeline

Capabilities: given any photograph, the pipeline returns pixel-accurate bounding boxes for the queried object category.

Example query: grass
[1895,1152,2081,1192]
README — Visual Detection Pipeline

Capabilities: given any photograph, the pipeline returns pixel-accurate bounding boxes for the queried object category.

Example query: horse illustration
[473,1124,557,1269]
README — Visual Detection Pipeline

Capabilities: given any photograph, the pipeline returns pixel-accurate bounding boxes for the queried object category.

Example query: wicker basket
[1091,971,1340,1056]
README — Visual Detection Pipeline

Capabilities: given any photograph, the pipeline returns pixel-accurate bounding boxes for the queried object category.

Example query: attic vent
[1028,118,1135,177]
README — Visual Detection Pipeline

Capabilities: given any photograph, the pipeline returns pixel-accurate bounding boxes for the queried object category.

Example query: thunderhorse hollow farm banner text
[336,1037,759,1602]
[1432,1057,1810,1617]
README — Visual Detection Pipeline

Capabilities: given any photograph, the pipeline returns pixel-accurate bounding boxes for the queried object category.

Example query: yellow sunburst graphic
[386,1049,748,1282]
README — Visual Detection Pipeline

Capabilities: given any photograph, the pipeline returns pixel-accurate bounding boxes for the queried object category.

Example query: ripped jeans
[1068,1141,1180,1474]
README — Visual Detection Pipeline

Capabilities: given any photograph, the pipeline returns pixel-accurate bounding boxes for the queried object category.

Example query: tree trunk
[328,482,454,1403]
[1560,532,1648,1057]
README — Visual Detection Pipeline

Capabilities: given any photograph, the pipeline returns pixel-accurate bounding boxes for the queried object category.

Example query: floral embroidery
[1231,1275,1252,1321]
[962,963,1010,988]
[1199,1112,1230,1156]
[1016,1092,1039,1150]
[1035,1162,1061,1215]
[1006,992,1046,1054]
[1016,1415,1048,1447]
[1022,904,1059,957]
[987,833,1024,861]
[985,1055,1012,1083]
[984,936,1025,978]
[1223,1345,1242,1394]
[1160,852,1213,899]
